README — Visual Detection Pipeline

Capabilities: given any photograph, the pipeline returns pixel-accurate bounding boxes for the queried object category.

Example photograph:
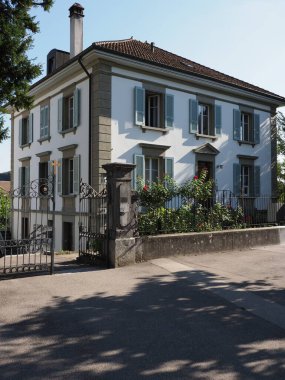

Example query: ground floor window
[241,165,250,196]
[145,157,159,183]
[133,154,174,189]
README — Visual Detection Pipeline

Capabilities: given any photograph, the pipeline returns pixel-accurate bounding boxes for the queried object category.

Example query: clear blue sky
[1,0,285,173]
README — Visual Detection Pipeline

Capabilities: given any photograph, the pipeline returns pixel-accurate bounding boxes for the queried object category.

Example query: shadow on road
[0,269,285,379]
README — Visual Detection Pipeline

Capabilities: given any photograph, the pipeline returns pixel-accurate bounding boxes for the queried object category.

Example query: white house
[10,3,285,251]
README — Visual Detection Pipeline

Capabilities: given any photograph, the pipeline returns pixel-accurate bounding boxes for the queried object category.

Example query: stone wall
[111,226,285,267]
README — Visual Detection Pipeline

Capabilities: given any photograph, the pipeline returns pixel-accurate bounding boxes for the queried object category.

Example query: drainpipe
[78,56,92,185]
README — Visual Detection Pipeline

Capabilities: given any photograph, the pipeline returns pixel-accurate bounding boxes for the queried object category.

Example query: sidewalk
[0,245,284,379]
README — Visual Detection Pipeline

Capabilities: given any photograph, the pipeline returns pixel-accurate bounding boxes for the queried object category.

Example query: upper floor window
[189,99,221,137]
[40,105,49,139]
[233,109,260,144]
[19,114,33,146]
[134,87,174,129]
[198,104,210,135]
[58,88,80,133]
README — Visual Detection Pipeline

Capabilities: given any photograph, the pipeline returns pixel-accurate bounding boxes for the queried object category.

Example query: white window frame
[147,94,160,128]
[68,158,74,194]
[198,103,210,135]
[145,157,160,183]
[241,165,250,196]
[40,105,49,139]
[241,112,251,142]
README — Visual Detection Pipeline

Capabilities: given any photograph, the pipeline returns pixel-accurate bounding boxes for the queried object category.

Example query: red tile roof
[0,181,10,193]
[94,38,284,102]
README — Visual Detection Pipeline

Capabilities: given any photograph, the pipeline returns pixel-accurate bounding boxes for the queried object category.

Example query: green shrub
[136,171,244,235]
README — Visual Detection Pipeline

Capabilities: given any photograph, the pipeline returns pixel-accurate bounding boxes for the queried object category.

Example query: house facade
[10,3,285,251]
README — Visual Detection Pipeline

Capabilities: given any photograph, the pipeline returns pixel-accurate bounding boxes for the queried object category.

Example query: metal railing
[138,191,285,236]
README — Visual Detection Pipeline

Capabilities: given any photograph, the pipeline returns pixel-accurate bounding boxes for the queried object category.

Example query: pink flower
[143,185,149,191]
[194,176,199,181]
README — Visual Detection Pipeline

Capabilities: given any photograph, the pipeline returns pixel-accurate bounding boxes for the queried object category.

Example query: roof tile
[95,38,284,101]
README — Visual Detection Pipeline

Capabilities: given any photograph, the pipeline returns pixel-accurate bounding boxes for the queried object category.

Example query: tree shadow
[0,269,285,379]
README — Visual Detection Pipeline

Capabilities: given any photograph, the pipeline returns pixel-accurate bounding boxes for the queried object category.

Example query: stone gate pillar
[102,162,138,267]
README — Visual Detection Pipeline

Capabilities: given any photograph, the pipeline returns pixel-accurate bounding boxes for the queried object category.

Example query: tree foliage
[0,0,53,142]
[276,112,285,195]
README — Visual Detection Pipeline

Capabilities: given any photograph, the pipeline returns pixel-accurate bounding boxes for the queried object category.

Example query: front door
[197,161,214,180]
[63,222,73,251]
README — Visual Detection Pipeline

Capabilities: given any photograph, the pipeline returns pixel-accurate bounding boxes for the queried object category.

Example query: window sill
[238,140,255,147]
[195,133,217,141]
[141,125,169,134]
[38,136,51,144]
[20,143,31,149]
[59,127,77,136]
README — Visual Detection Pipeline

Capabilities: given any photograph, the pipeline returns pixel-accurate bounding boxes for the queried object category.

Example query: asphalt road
[0,245,284,379]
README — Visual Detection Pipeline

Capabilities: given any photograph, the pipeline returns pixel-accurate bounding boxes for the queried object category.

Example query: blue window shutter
[134,87,145,126]
[233,163,241,195]
[233,109,241,141]
[254,166,260,197]
[45,105,49,135]
[164,157,174,178]
[189,99,198,133]
[25,167,30,186]
[28,113,33,143]
[133,154,145,189]
[215,105,222,136]
[73,155,80,194]
[57,158,62,195]
[58,98,63,132]
[18,167,22,189]
[253,113,260,144]
[73,88,80,128]
[165,94,174,128]
[40,107,44,137]
[48,160,53,179]
[19,119,23,146]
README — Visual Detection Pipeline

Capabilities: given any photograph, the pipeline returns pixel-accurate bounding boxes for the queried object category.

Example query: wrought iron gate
[79,181,108,264]
[0,177,55,277]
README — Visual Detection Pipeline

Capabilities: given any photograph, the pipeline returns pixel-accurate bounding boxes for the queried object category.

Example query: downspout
[78,56,92,185]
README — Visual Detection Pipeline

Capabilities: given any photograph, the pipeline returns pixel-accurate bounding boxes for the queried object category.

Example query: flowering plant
[180,169,214,201]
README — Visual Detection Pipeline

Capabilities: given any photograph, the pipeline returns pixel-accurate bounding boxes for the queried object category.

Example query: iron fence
[138,191,285,236]
[0,177,55,277]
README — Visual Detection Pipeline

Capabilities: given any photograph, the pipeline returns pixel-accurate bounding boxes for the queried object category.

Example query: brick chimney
[69,3,84,58]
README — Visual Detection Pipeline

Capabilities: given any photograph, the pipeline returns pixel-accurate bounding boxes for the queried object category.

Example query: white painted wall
[111,68,272,194]
[13,76,89,251]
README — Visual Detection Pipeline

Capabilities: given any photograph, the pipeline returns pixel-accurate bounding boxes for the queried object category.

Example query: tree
[0,0,54,142]
[276,112,285,195]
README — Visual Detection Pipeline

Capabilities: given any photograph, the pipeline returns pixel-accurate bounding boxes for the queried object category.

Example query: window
[233,109,260,144]
[198,104,210,135]
[145,157,159,183]
[134,87,174,129]
[40,105,49,139]
[146,93,161,128]
[189,99,221,136]
[241,165,250,196]
[19,166,30,195]
[21,217,29,239]
[39,162,50,195]
[19,114,33,146]
[57,156,80,195]
[58,88,80,132]
[133,154,174,189]
[240,113,252,142]
[233,163,260,196]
